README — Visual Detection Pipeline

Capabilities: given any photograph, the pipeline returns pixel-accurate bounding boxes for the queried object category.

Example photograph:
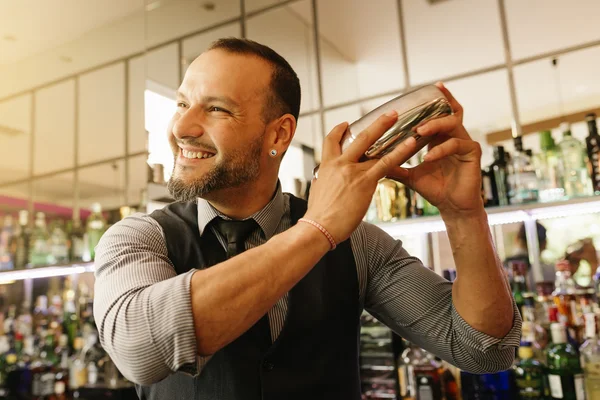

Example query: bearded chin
[167,157,261,202]
[167,165,222,202]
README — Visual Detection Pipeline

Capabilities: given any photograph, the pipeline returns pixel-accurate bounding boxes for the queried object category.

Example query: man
[93,38,520,399]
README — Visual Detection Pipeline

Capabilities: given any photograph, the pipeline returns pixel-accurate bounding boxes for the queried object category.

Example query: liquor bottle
[586,113,600,194]
[33,296,49,336]
[580,313,600,399]
[68,337,87,390]
[482,168,495,207]
[553,261,577,327]
[513,343,546,399]
[30,212,51,267]
[521,294,549,361]
[68,218,86,263]
[14,210,31,269]
[48,220,69,265]
[0,215,16,270]
[487,145,511,206]
[546,322,585,400]
[460,369,515,399]
[54,334,70,396]
[86,203,107,261]
[374,179,411,222]
[510,260,528,312]
[400,344,443,400]
[508,136,539,204]
[535,130,565,202]
[63,296,79,351]
[558,122,594,198]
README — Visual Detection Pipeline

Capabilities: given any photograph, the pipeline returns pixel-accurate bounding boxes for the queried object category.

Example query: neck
[204,178,279,220]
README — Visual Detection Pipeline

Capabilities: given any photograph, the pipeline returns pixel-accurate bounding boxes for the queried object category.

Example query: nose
[172,106,205,140]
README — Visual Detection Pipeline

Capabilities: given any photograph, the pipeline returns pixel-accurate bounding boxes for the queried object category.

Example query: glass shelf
[0,262,95,283]
[377,195,600,237]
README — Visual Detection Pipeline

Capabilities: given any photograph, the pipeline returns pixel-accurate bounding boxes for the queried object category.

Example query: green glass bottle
[546,323,585,400]
[514,343,546,399]
[509,260,528,312]
[86,203,107,261]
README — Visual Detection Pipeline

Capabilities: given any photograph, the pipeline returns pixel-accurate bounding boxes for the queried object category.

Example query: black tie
[212,217,272,349]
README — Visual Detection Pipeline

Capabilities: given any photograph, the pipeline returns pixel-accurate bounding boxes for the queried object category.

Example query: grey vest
[138,195,362,400]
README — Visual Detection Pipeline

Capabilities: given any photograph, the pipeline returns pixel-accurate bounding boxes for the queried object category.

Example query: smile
[180,149,215,159]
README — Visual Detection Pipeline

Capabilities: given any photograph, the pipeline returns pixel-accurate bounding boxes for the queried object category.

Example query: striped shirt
[93,185,521,386]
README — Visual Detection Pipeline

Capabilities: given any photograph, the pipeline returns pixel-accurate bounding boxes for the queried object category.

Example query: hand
[305,111,417,243]
[387,82,484,218]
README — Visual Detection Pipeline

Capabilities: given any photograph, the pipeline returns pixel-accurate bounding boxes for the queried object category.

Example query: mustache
[174,139,217,152]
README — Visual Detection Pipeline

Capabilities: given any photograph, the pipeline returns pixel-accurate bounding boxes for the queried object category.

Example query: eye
[176,102,188,109]
[209,106,228,113]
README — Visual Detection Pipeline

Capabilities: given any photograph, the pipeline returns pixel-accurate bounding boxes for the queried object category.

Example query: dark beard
[167,138,263,202]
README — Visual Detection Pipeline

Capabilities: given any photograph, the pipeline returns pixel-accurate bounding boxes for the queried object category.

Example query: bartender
[93,38,521,399]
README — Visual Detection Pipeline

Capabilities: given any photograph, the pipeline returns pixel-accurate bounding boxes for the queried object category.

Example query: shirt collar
[196,182,285,240]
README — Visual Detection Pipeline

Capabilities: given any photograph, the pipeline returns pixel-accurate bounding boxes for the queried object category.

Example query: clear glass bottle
[580,313,600,399]
[558,122,594,198]
[29,212,51,267]
[86,203,106,261]
[48,220,69,265]
[546,322,585,400]
[508,136,539,204]
[535,130,565,202]
[513,343,546,399]
[0,215,16,271]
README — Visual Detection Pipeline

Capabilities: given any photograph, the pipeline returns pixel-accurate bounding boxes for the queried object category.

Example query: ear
[266,114,296,155]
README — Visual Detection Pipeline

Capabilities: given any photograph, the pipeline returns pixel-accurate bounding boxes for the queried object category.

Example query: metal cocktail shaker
[314,85,453,178]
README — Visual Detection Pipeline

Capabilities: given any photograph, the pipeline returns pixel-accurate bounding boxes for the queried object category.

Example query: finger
[435,82,463,119]
[385,166,411,186]
[342,110,398,162]
[321,122,349,161]
[423,137,481,163]
[416,114,468,139]
[366,136,417,181]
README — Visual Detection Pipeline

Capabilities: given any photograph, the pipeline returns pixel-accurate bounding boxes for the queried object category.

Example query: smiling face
[167,49,274,202]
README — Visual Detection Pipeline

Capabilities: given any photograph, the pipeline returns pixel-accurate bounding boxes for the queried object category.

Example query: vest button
[262,361,275,371]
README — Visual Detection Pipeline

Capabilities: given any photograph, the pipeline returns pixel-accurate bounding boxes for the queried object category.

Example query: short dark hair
[518,222,547,247]
[207,38,301,124]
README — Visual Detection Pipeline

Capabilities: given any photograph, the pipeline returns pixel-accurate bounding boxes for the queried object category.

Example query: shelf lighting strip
[0,263,95,283]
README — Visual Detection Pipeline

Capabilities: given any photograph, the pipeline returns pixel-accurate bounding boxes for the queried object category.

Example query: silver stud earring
[270,149,278,157]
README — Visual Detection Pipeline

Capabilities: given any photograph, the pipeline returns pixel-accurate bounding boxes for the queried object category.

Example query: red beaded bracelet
[298,218,337,251]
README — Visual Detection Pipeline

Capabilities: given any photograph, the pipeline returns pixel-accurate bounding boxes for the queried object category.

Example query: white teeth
[181,149,214,159]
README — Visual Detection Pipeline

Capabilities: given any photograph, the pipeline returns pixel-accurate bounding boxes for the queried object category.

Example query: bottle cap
[513,136,524,152]
[585,313,597,338]
[518,346,534,360]
[540,130,556,150]
[560,122,572,135]
[6,354,17,364]
[550,323,567,344]
[586,113,597,122]
[54,381,65,394]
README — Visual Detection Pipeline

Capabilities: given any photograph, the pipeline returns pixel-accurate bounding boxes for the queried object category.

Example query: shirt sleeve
[93,213,206,385]
[353,221,521,374]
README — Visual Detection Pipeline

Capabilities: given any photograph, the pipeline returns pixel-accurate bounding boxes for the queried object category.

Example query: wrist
[294,221,332,253]
[298,218,337,251]
[440,206,488,230]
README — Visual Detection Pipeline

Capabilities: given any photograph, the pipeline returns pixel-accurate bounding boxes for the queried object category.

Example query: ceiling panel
[0,94,31,184]
[247,0,319,114]
[404,0,505,85]
[34,80,76,175]
[505,0,600,61]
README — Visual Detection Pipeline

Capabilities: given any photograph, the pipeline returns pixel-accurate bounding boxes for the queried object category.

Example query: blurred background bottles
[586,113,600,195]
[535,131,565,203]
[0,202,115,270]
[508,136,539,204]
[558,122,594,199]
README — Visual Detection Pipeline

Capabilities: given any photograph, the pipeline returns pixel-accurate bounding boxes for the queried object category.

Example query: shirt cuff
[451,298,522,352]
